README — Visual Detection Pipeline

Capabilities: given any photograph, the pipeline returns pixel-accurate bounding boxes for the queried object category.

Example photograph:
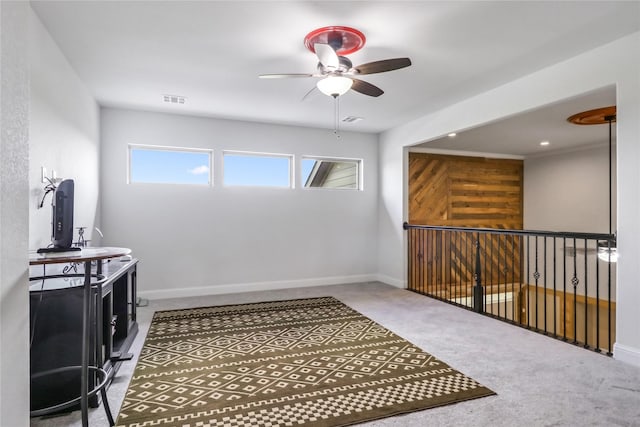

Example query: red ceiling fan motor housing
[304,26,366,55]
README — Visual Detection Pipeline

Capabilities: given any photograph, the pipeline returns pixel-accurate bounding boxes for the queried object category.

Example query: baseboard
[613,342,640,368]
[139,274,379,300]
[375,274,406,288]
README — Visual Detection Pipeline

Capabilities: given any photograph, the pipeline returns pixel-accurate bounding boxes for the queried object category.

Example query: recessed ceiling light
[448,133,457,137]
[540,141,550,146]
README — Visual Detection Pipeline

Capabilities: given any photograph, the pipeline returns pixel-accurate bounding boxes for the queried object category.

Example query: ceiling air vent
[163,94,186,104]
[342,116,363,123]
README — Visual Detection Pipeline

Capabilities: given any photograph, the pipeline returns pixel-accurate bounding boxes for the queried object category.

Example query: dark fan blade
[351,78,384,97]
[258,73,314,79]
[314,43,339,69]
[354,58,412,75]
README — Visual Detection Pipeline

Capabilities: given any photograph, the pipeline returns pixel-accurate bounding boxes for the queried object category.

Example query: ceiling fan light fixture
[569,105,618,263]
[597,241,618,263]
[317,76,353,97]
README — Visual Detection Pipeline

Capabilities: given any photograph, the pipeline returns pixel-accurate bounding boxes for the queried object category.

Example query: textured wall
[0,1,30,425]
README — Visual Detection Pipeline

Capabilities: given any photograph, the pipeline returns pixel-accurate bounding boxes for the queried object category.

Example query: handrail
[404,222,616,355]
[403,222,615,241]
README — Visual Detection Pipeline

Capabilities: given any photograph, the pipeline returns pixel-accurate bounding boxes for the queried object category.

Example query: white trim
[139,274,378,300]
[408,146,525,160]
[375,274,405,288]
[613,342,640,368]
[128,143,212,154]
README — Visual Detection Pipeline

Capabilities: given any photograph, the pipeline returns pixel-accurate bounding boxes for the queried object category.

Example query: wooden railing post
[473,234,484,313]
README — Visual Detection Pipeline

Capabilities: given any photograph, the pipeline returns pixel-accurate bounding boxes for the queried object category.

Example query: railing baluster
[544,236,548,334]
[426,229,430,295]
[457,231,460,302]
[573,237,578,345]
[607,239,612,355]
[435,230,440,299]
[421,228,424,294]
[464,232,469,308]
[409,229,414,291]
[504,235,508,321]
[448,231,452,300]
[512,234,516,323]
[419,228,422,293]
[495,235,500,316]
[437,230,441,295]
[413,228,416,292]
[413,229,417,293]
[527,235,531,328]
[416,228,420,293]
[402,223,615,357]
[563,237,567,342]
[416,229,420,293]
[583,238,588,349]
[596,237,600,352]
[519,235,524,325]
[473,233,483,313]
[535,236,539,331]
[460,231,464,306]
[484,233,488,314]
[423,229,428,295]
[553,236,557,338]
[436,230,440,298]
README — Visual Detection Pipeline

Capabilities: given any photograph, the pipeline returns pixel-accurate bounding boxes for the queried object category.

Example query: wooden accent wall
[408,153,524,293]
[408,153,523,229]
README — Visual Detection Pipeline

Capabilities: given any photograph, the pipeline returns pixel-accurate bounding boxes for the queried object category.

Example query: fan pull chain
[333,94,341,139]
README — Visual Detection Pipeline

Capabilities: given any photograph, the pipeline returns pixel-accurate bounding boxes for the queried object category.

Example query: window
[301,157,361,190]
[223,152,292,188]
[128,145,212,185]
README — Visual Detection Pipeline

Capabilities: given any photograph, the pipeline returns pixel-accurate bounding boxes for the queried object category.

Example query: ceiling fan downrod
[333,94,341,139]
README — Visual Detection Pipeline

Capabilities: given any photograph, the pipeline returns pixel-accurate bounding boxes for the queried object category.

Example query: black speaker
[30,286,96,412]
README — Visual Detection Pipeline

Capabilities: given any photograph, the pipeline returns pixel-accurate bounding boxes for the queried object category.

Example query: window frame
[300,156,363,191]
[127,144,213,186]
[222,150,294,189]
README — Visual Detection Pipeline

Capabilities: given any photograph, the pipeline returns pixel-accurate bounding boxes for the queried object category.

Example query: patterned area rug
[116,297,495,427]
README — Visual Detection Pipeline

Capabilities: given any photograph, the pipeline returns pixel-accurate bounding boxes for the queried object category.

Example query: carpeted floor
[31,282,640,427]
[116,297,494,426]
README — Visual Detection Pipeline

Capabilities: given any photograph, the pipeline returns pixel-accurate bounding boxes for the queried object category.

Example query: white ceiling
[31,1,639,137]
[414,85,617,156]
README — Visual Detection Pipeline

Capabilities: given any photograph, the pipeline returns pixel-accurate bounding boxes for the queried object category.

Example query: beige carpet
[116,297,495,426]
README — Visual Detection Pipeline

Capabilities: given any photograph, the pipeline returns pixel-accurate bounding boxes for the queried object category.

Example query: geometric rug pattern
[116,297,495,426]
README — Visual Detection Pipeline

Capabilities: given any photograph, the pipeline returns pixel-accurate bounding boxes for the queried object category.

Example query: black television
[38,179,80,253]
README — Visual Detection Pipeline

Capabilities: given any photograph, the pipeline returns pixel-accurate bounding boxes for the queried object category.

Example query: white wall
[0,1,30,425]
[524,145,618,302]
[100,108,379,299]
[378,32,640,366]
[524,144,616,233]
[28,9,101,250]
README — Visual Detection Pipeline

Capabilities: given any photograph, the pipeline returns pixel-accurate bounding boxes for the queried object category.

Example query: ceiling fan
[259,26,412,98]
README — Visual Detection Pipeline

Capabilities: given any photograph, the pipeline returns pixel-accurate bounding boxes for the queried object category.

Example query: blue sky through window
[224,154,291,187]
[301,159,315,184]
[130,147,211,185]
